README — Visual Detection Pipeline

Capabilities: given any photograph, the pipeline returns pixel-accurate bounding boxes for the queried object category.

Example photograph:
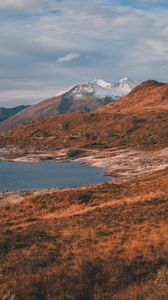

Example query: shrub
[79,192,92,204]
[67,149,85,159]
[154,266,168,297]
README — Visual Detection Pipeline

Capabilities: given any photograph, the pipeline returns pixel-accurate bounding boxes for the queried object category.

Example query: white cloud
[57,53,81,63]
[0,0,167,106]
[0,0,25,8]
[0,0,58,10]
[0,0,35,9]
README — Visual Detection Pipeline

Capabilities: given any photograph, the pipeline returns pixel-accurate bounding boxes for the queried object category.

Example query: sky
[0,0,168,107]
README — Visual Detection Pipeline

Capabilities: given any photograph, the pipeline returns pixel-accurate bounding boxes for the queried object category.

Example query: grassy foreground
[0,168,168,299]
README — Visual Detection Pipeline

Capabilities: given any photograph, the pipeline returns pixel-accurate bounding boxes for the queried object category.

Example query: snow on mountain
[111,77,138,97]
[91,79,112,89]
[56,77,138,100]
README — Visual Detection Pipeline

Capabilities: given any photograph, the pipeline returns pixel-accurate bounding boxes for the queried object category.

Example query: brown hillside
[6,80,168,151]
[6,110,167,151]
[0,94,112,132]
[0,168,168,299]
[98,80,168,113]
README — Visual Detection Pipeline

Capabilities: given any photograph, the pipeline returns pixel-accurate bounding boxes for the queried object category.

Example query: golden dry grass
[5,109,167,152]
[0,168,168,299]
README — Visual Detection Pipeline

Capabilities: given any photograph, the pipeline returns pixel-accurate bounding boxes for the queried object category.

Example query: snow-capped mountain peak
[55,78,138,100]
[112,77,138,96]
[113,77,137,88]
[91,79,112,89]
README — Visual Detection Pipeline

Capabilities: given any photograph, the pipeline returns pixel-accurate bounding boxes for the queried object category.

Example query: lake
[0,160,112,192]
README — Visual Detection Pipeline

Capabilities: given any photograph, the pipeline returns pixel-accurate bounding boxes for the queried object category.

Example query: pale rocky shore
[1,146,168,177]
[78,147,168,177]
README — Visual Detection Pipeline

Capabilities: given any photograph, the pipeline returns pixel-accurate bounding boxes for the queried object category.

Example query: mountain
[0,105,29,123]
[56,77,138,99]
[0,78,138,131]
[6,80,168,151]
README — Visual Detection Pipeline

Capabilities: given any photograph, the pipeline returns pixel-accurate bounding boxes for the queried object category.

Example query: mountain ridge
[0,105,29,123]
[5,79,168,151]
[55,77,138,99]
[0,77,138,131]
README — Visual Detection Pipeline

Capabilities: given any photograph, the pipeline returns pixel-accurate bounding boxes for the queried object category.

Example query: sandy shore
[0,190,31,208]
[0,148,68,162]
[0,188,65,208]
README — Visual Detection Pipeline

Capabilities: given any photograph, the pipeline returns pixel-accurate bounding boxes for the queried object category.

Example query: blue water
[0,161,112,192]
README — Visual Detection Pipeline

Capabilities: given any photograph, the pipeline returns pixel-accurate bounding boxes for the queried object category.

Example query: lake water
[0,161,112,192]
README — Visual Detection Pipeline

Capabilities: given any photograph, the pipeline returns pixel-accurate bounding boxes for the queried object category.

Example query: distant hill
[0,105,29,123]
[6,80,168,151]
[0,78,138,131]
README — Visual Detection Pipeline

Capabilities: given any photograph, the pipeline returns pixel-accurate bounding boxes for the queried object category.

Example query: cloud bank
[0,0,167,106]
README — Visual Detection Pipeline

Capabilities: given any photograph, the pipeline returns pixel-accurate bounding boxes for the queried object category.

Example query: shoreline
[0,146,168,207]
[1,146,167,177]
[0,177,115,208]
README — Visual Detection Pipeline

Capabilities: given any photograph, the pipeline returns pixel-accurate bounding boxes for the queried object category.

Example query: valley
[1,0,168,298]
[0,79,167,299]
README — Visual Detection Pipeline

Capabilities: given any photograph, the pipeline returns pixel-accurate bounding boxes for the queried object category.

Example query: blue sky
[0,0,168,107]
